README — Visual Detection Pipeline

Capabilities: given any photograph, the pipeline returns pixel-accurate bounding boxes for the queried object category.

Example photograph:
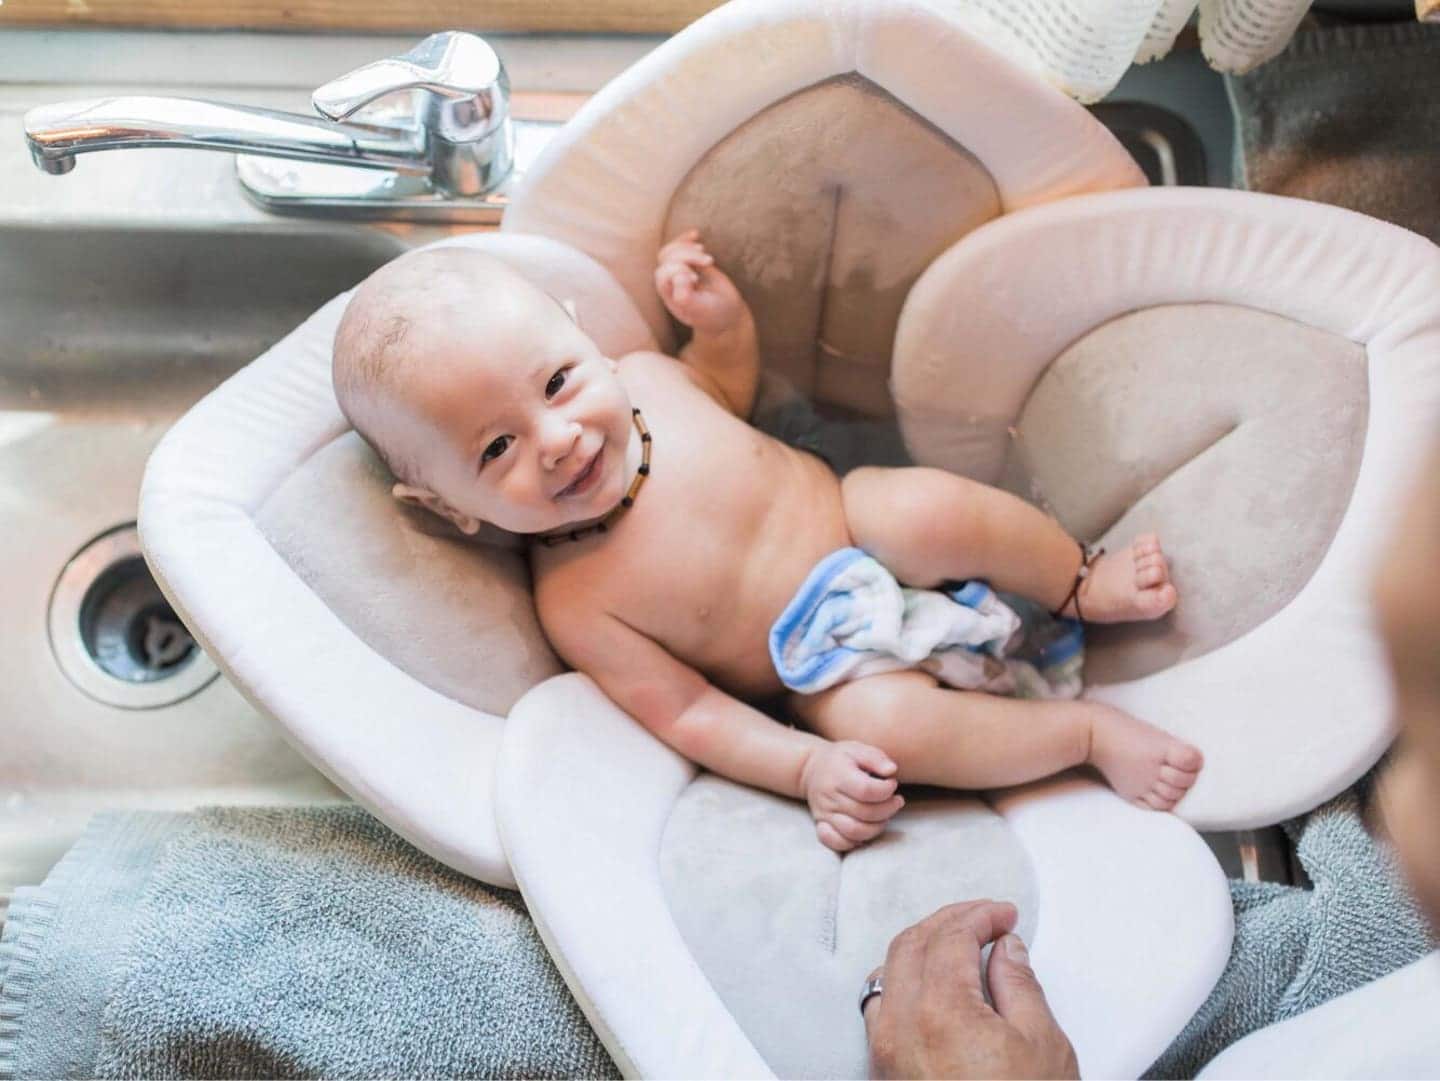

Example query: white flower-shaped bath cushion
[893,186,1440,829]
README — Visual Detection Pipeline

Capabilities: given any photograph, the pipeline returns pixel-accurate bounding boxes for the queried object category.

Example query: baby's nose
[540,417,581,468]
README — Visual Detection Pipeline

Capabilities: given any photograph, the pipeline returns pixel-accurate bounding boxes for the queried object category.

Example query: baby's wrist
[691,307,754,342]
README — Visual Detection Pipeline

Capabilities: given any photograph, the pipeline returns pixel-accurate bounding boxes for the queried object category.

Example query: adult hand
[864,900,1079,1080]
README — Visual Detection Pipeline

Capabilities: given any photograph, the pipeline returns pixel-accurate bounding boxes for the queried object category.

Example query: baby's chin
[535,481,631,535]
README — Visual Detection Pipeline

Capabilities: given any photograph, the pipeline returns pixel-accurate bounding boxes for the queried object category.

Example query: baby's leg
[841,466,1177,622]
[791,671,1202,810]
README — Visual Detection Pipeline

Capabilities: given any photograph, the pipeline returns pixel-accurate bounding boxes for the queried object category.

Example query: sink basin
[0,222,407,917]
[1,225,403,413]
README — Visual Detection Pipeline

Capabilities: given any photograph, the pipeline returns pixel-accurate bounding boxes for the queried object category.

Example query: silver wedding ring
[858,974,884,1016]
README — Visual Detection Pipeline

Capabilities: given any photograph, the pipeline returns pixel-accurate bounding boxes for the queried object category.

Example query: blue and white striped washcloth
[768,547,1083,700]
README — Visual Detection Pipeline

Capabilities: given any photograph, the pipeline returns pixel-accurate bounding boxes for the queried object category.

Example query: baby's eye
[481,435,511,465]
[545,368,568,399]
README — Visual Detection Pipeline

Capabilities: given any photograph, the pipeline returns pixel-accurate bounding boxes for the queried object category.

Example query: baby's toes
[1133,533,1163,558]
[1163,742,1204,777]
[1137,560,1168,589]
[1137,581,1178,617]
[1153,779,1188,803]
[1135,790,1179,812]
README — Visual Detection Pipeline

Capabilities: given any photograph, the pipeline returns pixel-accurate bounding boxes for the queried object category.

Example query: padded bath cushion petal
[1195,950,1440,1078]
[893,187,1440,829]
[504,0,1144,358]
[140,233,658,887]
[497,674,1232,1079]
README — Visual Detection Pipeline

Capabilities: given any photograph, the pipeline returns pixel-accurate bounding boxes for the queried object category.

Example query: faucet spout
[24,96,429,176]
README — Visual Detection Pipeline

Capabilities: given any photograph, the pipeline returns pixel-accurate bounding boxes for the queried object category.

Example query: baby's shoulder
[617,348,726,408]
[617,348,684,380]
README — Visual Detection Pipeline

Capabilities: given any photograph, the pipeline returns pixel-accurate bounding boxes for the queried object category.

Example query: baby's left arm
[654,229,760,418]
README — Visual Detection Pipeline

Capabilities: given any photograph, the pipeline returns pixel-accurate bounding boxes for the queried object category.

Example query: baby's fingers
[654,262,699,302]
[658,236,714,270]
[843,741,898,779]
[838,767,899,804]
[826,811,888,847]
[823,791,905,824]
[816,820,856,853]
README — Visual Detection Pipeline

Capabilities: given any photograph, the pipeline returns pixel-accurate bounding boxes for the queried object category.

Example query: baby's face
[380,281,635,536]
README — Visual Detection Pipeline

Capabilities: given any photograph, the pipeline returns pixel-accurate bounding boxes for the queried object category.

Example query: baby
[332,233,1203,852]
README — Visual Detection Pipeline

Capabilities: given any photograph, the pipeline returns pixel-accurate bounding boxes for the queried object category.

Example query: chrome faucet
[23,32,543,222]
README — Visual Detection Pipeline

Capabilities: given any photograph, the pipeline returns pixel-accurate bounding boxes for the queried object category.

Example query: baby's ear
[391,482,481,536]
[561,298,579,323]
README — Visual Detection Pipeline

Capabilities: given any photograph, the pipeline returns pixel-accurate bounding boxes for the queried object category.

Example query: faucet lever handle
[312,31,506,127]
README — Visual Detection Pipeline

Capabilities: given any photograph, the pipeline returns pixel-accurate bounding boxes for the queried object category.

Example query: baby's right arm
[544,608,905,851]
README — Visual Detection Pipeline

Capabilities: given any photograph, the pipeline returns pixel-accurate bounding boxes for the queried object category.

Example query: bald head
[331,246,563,484]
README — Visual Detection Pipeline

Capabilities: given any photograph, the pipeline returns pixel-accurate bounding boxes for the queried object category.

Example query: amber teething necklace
[535,408,651,548]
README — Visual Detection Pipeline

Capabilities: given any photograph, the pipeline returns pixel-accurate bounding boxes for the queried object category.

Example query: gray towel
[1144,772,1436,1079]
[0,805,618,1080]
[1226,19,1440,244]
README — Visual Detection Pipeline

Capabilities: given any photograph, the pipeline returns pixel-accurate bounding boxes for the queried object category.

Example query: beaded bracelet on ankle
[1053,538,1104,622]
[535,408,651,548]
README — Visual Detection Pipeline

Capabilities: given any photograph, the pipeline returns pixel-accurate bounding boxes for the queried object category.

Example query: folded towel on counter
[1227,19,1440,244]
[0,806,617,1080]
[1144,771,1437,1079]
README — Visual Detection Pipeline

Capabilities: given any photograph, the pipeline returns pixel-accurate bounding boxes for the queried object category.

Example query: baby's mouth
[555,446,603,499]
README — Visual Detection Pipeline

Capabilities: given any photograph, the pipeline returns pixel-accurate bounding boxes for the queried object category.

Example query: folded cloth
[1227,20,1440,245]
[1144,770,1437,1079]
[769,546,1084,699]
[0,806,617,1080]
[910,0,1312,103]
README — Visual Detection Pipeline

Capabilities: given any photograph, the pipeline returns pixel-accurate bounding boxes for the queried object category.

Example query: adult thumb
[986,934,1063,1039]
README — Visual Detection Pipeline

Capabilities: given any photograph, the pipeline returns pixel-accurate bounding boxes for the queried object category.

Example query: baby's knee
[842,467,933,546]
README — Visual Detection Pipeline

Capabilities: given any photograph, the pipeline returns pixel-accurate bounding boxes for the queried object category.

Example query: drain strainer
[48,524,219,708]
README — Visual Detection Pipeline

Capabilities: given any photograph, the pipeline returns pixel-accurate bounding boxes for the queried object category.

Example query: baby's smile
[556,442,605,500]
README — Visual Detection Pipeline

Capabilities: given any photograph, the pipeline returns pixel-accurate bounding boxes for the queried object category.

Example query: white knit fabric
[920,0,1314,102]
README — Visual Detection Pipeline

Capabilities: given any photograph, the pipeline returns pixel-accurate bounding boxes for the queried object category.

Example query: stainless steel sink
[2,225,404,412]
[0,222,407,916]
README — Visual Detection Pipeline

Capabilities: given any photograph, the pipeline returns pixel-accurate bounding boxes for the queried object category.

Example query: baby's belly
[658,446,853,699]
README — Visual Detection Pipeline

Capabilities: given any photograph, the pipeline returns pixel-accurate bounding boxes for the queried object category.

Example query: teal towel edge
[0,810,178,1081]
[0,887,60,1081]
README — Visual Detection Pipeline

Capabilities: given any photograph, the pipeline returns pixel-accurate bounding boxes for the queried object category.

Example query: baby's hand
[800,741,905,853]
[654,229,748,336]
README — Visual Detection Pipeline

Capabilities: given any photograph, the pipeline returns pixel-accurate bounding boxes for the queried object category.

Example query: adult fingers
[985,933,1079,1078]
[865,902,1014,1055]
[861,965,883,1022]
[917,900,1018,1014]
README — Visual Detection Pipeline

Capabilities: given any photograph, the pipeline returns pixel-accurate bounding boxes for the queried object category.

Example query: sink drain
[49,524,218,708]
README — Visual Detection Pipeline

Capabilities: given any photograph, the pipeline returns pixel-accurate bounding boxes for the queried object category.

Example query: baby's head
[333,247,635,538]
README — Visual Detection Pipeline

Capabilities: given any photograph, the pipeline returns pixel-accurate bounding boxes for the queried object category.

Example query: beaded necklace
[534,408,651,548]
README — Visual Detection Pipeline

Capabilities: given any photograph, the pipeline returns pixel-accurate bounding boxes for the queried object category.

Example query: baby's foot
[1087,703,1203,811]
[1061,533,1177,623]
